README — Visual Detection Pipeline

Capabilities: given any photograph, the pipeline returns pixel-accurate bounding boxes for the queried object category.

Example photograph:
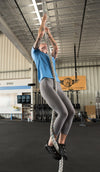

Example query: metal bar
[0,69,31,73]
[77,0,88,58]
[74,44,77,81]
[76,90,79,104]
[56,64,100,69]
[14,0,36,41]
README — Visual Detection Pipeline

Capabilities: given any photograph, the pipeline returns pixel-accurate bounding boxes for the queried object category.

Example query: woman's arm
[34,14,47,49]
[45,27,58,59]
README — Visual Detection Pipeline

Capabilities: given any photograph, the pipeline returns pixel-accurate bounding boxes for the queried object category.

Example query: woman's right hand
[38,14,47,38]
[42,14,47,24]
[38,14,47,39]
[38,31,44,39]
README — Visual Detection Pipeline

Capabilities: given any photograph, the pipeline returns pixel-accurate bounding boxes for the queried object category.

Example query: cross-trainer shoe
[58,144,68,160]
[45,143,61,160]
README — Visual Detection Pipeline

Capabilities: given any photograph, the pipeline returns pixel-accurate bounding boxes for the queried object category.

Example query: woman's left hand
[45,27,50,34]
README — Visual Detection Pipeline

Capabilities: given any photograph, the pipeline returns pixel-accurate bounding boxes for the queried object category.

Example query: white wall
[0,78,31,94]
[0,34,31,80]
[0,79,31,114]
[0,34,36,118]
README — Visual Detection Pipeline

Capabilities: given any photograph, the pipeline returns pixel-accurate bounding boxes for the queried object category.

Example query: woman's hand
[42,14,47,24]
[45,27,50,34]
[38,32,44,39]
[34,14,47,49]
[38,14,47,38]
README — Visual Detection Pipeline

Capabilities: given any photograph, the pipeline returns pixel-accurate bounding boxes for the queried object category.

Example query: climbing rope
[42,1,64,171]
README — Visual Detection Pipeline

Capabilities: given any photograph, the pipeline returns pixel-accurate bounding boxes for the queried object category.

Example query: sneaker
[45,143,61,160]
[58,144,68,160]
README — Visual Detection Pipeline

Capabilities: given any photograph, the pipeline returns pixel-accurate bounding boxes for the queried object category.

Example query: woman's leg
[40,78,68,138]
[56,82,75,144]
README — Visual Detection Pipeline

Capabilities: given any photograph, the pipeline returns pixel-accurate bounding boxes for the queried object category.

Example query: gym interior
[0,0,100,172]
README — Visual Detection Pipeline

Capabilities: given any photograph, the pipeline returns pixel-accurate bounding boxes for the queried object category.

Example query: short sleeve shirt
[31,47,60,83]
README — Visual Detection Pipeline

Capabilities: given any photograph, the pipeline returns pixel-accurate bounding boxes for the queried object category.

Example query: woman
[31,14,75,160]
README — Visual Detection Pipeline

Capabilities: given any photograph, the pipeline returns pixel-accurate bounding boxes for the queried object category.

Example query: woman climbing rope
[31,14,75,160]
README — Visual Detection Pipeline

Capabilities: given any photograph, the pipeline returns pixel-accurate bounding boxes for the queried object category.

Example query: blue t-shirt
[31,47,60,83]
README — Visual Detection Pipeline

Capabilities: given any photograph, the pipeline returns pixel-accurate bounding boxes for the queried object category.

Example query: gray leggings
[40,78,75,136]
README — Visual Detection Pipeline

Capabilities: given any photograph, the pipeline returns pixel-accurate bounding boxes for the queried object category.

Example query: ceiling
[0,0,100,64]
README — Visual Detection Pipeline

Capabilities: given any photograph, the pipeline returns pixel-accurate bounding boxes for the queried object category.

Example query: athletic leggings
[40,78,75,136]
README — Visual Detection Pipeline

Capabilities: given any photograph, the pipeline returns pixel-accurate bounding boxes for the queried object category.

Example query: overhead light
[39,10,43,13]
[30,11,36,14]
[34,23,40,25]
[37,2,42,5]
[32,0,42,25]
[33,18,38,20]
[28,4,34,7]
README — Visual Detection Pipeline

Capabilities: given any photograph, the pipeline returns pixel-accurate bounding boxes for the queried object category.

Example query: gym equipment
[78,111,87,127]
[70,90,75,108]
[28,83,35,86]
[67,91,69,98]
[33,91,52,122]
[75,91,80,109]
[96,91,100,119]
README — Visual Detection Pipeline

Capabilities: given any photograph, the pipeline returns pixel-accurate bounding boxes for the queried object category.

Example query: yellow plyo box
[84,105,96,118]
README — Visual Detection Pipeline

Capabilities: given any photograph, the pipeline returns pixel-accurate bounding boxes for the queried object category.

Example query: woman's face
[39,43,48,54]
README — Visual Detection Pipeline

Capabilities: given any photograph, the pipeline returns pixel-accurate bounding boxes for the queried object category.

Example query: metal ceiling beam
[0,14,32,63]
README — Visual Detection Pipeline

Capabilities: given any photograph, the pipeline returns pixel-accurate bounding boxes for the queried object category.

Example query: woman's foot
[45,142,61,160]
[58,144,68,160]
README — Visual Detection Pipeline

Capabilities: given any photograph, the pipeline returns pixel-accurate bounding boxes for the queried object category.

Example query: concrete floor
[0,120,100,172]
